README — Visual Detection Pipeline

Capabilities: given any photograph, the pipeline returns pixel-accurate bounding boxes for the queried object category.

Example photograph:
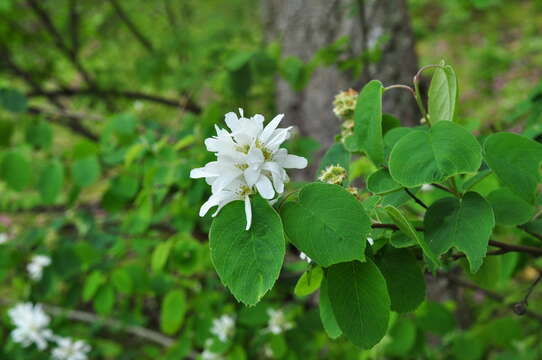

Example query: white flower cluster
[266,308,293,335]
[210,315,235,342]
[0,232,9,244]
[191,109,307,230]
[7,302,91,360]
[27,254,51,281]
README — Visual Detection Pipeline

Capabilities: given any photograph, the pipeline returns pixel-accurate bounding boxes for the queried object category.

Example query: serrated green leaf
[424,192,495,273]
[483,132,542,203]
[83,270,106,301]
[93,284,115,315]
[111,268,133,294]
[389,121,482,187]
[281,183,370,267]
[210,196,285,305]
[327,259,390,348]
[160,290,187,334]
[25,121,52,149]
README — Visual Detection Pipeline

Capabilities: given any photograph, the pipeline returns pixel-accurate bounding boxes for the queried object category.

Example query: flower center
[255,140,273,160]
[238,186,252,197]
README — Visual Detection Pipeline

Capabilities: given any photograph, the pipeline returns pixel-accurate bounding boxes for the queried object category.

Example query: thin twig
[430,183,455,194]
[42,304,175,347]
[28,106,98,141]
[108,0,154,52]
[518,226,542,242]
[404,188,428,209]
[384,84,416,97]
[28,87,201,114]
[440,272,542,323]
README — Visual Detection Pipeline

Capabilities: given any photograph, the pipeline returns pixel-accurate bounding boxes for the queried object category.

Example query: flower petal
[283,154,308,169]
[260,114,284,143]
[256,176,275,199]
[244,195,252,230]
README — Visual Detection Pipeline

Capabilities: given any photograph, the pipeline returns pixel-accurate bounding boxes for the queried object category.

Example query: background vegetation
[1,0,541,359]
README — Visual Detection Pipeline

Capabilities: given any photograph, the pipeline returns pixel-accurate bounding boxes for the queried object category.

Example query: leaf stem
[404,188,428,209]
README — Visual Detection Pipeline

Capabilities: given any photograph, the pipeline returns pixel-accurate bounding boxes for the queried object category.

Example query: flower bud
[318,165,347,185]
[333,89,358,120]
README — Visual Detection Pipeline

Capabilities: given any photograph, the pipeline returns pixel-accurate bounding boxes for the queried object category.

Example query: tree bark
[263,0,419,154]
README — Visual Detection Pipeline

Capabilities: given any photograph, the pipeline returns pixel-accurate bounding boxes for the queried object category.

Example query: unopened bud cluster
[332,89,358,120]
[318,165,347,185]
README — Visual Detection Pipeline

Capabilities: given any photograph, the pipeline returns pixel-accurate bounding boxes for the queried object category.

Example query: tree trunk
[262,0,419,156]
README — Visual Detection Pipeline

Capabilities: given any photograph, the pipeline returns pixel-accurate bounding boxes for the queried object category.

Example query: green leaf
[319,276,342,339]
[151,240,173,272]
[389,121,482,187]
[428,65,457,123]
[210,196,285,305]
[316,143,350,177]
[384,318,417,356]
[294,266,323,297]
[327,260,390,348]
[160,290,187,335]
[375,247,426,313]
[344,80,384,165]
[415,301,455,335]
[385,205,439,267]
[0,88,27,113]
[38,159,64,204]
[483,132,542,203]
[71,156,101,187]
[111,268,133,294]
[487,188,535,226]
[367,168,401,195]
[83,270,106,301]
[0,150,31,191]
[424,192,495,273]
[281,183,371,267]
[93,284,115,315]
[25,121,52,149]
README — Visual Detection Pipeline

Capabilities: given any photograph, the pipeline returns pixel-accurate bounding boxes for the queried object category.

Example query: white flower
[299,252,312,263]
[367,237,374,246]
[27,255,51,281]
[191,109,307,230]
[0,232,9,244]
[201,350,223,360]
[51,337,91,360]
[421,184,434,192]
[8,303,53,350]
[210,315,235,342]
[266,308,293,335]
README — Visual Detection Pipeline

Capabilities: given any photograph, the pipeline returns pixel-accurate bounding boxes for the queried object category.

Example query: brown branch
[28,106,98,141]
[42,304,175,347]
[519,226,542,242]
[68,0,80,52]
[404,188,428,209]
[108,0,154,52]
[431,183,455,195]
[26,0,96,88]
[28,87,201,113]
[441,272,542,323]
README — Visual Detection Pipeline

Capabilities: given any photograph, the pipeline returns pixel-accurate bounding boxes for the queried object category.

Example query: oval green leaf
[210,196,285,306]
[327,259,390,348]
[281,183,371,267]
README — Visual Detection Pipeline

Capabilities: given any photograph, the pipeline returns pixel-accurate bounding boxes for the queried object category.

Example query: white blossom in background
[27,255,51,281]
[266,308,293,335]
[0,232,9,244]
[191,109,307,230]
[8,303,53,350]
[51,337,91,360]
[201,350,223,360]
[299,252,312,264]
[421,184,434,192]
[263,345,274,358]
[210,315,235,342]
[367,237,374,246]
